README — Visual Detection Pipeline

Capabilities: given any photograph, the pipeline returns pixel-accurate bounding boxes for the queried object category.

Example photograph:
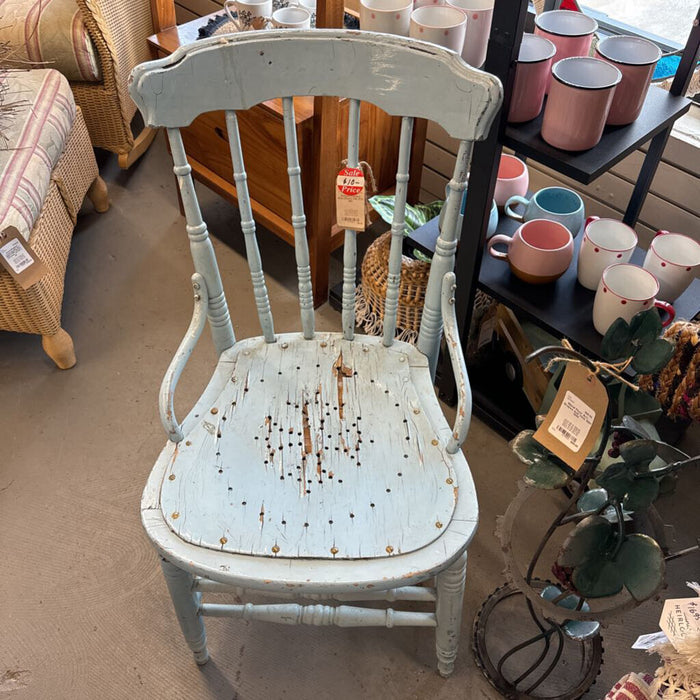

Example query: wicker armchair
[0,0,156,168]
[73,0,157,167]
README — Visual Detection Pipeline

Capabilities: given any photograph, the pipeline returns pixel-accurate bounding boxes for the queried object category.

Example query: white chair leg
[160,559,210,665]
[435,551,467,677]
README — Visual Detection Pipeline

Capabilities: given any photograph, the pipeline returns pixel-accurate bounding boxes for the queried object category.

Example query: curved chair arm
[159,273,209,443]
[440,272,473,454]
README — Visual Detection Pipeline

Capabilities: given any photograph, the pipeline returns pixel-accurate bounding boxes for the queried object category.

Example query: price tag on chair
[0,226,48,289]
[336,166,365,231]
[533,362,608,471]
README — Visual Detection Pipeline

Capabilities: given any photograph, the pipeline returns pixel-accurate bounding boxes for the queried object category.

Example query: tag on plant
[335,166,365,231]
[659,583,700,651]
[534,362,608,471]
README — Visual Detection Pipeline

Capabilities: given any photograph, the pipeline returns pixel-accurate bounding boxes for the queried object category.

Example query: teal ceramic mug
[439,186,498,239]
[504,186,585,238]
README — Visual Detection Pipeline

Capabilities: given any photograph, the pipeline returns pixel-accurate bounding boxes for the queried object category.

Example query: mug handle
[224,0,244,30]
[654,300,675,327]
[487,234,512,261]
[585,215,599,228]
[504,195,528,222]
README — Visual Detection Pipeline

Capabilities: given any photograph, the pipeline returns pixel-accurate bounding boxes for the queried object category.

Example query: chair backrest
[129,30,502,376]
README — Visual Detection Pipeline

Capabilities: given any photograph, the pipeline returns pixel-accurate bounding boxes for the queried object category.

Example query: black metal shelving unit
[430,0,700,436]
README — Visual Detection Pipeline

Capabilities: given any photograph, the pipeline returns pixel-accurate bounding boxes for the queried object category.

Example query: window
[578,0,698,50]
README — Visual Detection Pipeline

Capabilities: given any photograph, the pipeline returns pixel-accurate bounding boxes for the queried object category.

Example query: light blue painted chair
[130,30,502,677]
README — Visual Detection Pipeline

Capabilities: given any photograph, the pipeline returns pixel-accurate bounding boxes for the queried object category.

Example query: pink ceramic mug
[593,263,675,335]
[595,35,662,125]
[446,0,494,68]
[409,5,466,53]
[487,218,574,284]
[534,10,598,92]
[494,154,529,208]
[642,230,700,302]
[541,57,621,151]
[507,33,556,123]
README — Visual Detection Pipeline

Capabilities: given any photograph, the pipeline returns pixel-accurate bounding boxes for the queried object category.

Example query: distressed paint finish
[129,32,502,142]
[167,128,235,354]
[417,140,473,377]
[440,272,472,454]
[341,98,361,341]
[435,551,468,677]
[281,98,314,339]
[132,29,503,675]
[225,110,275,342]
[159,273,209,443]
[160,333,458,559]
[382,116,415,346]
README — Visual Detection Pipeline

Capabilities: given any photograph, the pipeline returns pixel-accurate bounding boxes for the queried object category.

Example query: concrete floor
[1,136,697,699]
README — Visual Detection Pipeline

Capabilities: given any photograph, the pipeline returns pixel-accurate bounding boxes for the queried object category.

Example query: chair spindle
[342,98,361,341]
[416,139,473,377]
[224,111,276,343]
[166,127,235,354]
[382,116,414,347]
[282,97,314,339]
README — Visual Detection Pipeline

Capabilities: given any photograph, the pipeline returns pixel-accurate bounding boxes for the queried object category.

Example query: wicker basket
[355,232,430,343]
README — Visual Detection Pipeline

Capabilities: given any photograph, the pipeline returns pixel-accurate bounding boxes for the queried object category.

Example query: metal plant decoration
[473,309,700,700]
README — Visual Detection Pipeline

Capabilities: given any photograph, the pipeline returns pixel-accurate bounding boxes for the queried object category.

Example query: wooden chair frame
[131,30,502,677]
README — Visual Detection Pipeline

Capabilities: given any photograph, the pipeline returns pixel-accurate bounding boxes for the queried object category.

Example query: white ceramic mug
[413,0,444,8]
[360,0,412,36]
[593,263,675,335]
[291,0,316,26]
[577,216,638,290]
[270,5,311,26]
[225,0,272,30]
[409,5,467,53]
[643,230,700,302]
[445,0,494,68]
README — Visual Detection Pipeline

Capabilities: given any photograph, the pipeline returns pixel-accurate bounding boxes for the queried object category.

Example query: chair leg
[41,328,76,369]
[160,559,210,665]
[435,551,467,677]
[87,176,110,213]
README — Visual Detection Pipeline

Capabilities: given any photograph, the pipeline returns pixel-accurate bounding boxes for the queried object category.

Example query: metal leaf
[540,585,600,640]
[632,338,675,374]
[510,430,547,465]
[558,515,615,568]
[616,534,665,602]
[620,389,662,422]
[523,457,570,490]
[601,317,632,361]
[577,489,608,514]
[622,477,660,511]
[596,462,634,499]
[572,558,624,598]
[628,309,662,347]
[620,416,655,439]
[620,440,658,469]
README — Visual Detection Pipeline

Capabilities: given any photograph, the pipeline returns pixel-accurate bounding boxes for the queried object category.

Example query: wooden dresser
[148,4,426,305]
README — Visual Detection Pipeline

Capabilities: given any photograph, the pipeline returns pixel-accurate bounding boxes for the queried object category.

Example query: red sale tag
[335,166,366,231]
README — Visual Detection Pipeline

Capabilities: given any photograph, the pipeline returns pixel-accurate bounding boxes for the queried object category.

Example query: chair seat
[158,332,469,560]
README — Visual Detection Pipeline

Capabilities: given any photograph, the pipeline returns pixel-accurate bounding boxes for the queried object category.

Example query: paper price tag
[547,390,594,452]
[660,597,700,650]
[533,362,608,471]
[336,166,365,231]
[0,226,47,289]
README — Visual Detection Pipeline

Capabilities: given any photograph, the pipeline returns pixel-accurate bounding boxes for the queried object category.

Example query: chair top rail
[129,30,502,142]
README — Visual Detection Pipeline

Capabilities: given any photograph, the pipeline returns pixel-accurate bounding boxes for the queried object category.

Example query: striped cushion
[0,0,101,82]
[0,69,77,241]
